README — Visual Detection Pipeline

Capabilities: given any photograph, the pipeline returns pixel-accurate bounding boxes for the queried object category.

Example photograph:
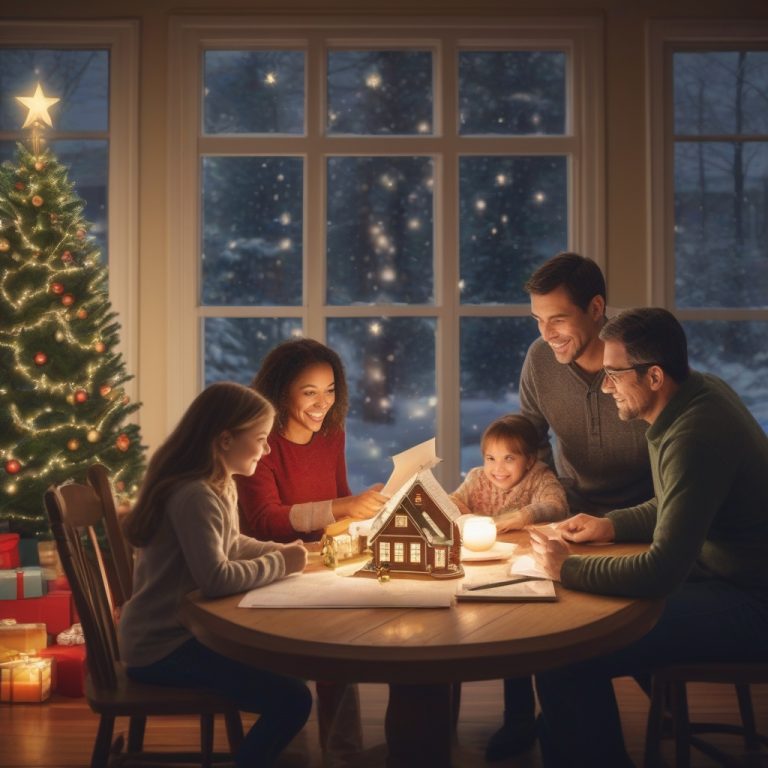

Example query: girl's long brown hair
[123,382,274,547]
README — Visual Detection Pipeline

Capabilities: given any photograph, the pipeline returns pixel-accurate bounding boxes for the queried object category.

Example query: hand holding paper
[527,526,571,582]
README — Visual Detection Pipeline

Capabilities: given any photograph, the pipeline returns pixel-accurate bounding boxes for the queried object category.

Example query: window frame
[649,19,768,323]
[168,15,604,487]
[0,20,140,401]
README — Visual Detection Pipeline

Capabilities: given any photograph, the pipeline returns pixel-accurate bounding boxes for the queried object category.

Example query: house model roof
[368,468,462,545]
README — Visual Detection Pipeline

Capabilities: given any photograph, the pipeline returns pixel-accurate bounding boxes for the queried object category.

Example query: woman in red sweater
[236,337,386,542]
[235,337,386,765]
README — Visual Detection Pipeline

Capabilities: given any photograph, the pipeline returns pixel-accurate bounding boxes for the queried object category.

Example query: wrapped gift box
[0,656,53,702]
[0,534,20,569]
[0,567,47,599]
[0,622,47,654]
[38,644,86,697]
[0,590,73,634]
[37,541,64,581]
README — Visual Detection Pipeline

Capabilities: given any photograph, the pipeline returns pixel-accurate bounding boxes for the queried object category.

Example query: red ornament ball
[99,384,112,397]
[4,460,21,475]
[61,251,73,263]
[34,352,48,366]
[14,181,24,191]
[116,434,131,452]
[0,238,9,252]
[61,293,75,307]
[76,308,88,320]
[74,389,88,404]
[94,341,106,354]
[76,229,86,240]
[50,282,65,295]
[67,439,80,452]
[31,195,44,207]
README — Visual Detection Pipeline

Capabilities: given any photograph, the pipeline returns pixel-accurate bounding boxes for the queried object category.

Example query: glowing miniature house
[367,469,463,579]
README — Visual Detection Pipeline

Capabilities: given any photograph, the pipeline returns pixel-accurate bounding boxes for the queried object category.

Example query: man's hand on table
[527,515,615,580]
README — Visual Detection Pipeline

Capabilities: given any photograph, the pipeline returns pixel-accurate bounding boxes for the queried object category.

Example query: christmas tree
[0,83,145,539]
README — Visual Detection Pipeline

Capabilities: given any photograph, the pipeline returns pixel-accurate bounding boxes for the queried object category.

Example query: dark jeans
[127,638,312,768]
[534,580,768,768]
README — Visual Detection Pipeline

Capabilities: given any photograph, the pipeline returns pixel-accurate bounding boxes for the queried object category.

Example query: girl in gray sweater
[119,382,312,767]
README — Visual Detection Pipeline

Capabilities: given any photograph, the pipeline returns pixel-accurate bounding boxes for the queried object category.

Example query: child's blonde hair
[481,414,539,458]
[124,382,274,547]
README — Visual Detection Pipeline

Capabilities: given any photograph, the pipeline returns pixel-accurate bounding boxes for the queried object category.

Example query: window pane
[327,50,433,135]
[326,156,434,305]
[203,50,305,135]
[684,320,768,432]
[460,317,539,475]
[674,51,768,136]
[0,49,109,132]
[459,51,566,135]
[674,142,768,308]
[459,156,568,304]
[201,156,303,306]
[203,317,303,386]
[327,317,436,489]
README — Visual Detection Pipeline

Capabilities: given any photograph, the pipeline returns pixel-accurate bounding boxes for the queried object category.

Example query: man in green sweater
[530,307,768,768]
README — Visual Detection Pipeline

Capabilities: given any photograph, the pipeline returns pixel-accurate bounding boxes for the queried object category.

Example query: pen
[464,576,546,591]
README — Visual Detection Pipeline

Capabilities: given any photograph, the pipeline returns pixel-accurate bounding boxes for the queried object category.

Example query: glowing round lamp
[462,516,497,552]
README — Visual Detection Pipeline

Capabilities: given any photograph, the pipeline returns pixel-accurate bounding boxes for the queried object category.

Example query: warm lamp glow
[462,516,497,552]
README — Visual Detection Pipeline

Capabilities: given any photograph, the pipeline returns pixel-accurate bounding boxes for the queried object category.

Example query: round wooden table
[179,533,662,767]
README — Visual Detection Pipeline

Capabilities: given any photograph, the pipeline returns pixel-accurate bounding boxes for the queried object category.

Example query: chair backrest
[44,477,123,690]
[87,464,134,604]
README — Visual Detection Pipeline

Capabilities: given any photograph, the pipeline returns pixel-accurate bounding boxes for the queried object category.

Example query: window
[650,22,768,432]
[393,541,405,563]
[409,542,421,563]
[378,541,390,562]
[169,17,603,489]
[395,514,408,527]
[0,22,139,392]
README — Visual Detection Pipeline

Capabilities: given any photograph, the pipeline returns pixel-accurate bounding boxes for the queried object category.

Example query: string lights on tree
[0,82,146,538]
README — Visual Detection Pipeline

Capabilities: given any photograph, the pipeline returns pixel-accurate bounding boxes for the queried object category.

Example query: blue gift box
[0,567,47,600]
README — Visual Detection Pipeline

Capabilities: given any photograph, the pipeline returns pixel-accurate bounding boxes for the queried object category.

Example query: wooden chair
[44,471,243,768]
[644,663,768,768]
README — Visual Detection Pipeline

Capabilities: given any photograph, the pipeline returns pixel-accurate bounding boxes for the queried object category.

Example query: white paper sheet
[381,437,441,496]
[238,569,456,609]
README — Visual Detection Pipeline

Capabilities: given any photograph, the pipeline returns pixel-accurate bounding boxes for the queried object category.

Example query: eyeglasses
[602,362,660,384]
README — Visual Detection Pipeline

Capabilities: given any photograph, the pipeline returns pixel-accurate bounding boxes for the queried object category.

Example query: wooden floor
[1,678,766,767]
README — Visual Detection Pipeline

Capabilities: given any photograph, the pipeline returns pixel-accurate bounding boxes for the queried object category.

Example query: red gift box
[38,644,86,697]
[0,534,20,569]
[0,591,73,635]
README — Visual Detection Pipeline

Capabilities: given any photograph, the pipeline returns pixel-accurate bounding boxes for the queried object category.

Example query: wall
[6,0,767,450]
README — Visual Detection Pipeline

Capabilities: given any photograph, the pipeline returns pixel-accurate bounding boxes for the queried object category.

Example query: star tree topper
[15,83,60,129]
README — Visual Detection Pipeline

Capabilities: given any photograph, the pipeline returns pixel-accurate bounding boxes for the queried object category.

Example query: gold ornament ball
[0,238,9,252]
[34,161,45,171]
[76,308,88,320]
[67,439,80,451]
[55,330,65,342]
[76,229,86,239]
[66,393,75,405]
[94,341,106,353]
[5,482,17,496]
[87,429,101,443]
[32,195,44,207]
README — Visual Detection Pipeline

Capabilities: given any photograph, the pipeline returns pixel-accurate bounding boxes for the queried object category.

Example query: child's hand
[280,543,308,574]
[495,509,533,532]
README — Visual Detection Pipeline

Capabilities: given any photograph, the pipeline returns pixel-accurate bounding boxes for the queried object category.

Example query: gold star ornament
[15,83,60,129]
